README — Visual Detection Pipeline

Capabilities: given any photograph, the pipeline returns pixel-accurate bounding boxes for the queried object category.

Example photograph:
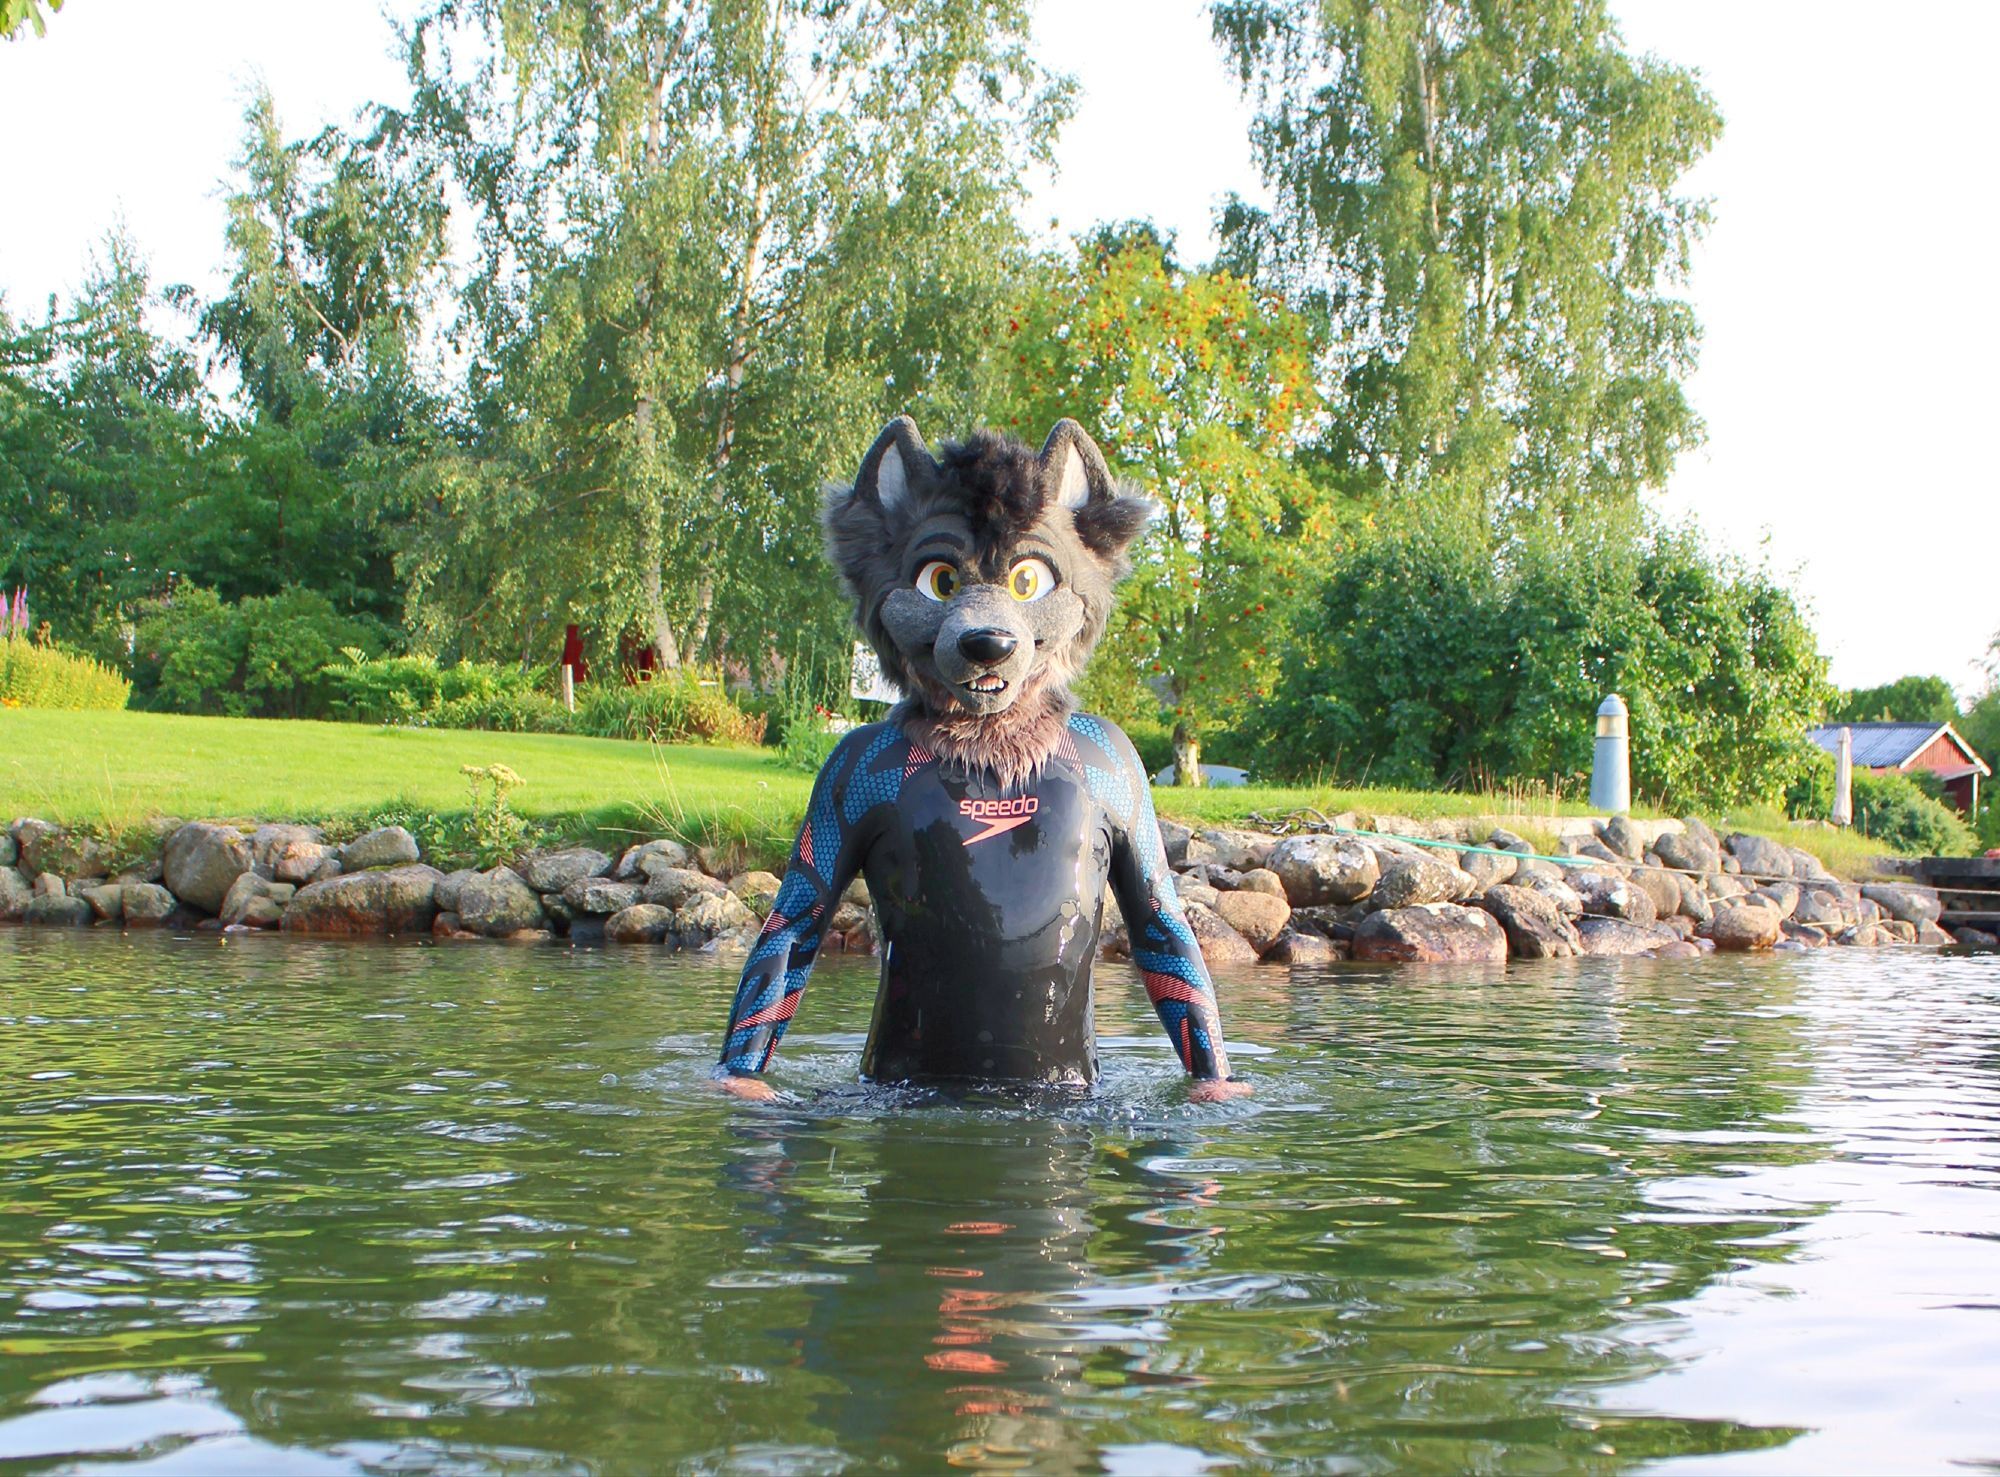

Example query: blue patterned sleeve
[1076,717,1234,1081]
[717,728,881,1077]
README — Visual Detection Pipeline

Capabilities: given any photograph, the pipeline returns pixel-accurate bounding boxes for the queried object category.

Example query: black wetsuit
[718,712,1233,1087]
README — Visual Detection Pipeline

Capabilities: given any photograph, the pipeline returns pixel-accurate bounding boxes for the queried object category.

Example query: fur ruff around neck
[894,681,1074,793]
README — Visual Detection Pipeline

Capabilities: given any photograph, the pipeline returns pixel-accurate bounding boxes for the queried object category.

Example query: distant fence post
[1590,693,1630,814]
[1832,725,1853,826]
[562,663,576,713]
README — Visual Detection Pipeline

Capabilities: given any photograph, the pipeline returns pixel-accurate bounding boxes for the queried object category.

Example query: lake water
[1,931,1996,1474]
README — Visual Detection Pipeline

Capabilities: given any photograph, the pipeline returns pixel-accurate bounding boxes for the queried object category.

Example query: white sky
[2,0,1994,699]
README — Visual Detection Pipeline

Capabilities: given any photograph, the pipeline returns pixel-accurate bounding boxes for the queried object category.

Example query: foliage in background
[572,673,765,748]
[1246,508,1832,809]
[1,635,132,710]
[1214,0,1720,519]
[0,0,59,40]
[1001,229,1329,781]
[128,585,382,718]
[391,0,1070,677]
[1851,770,1973,856]
[1832,674,1960,726]
[317,654,551,727]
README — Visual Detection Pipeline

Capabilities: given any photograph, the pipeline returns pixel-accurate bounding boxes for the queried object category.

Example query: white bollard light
[1832,725,1853,826]
[1590,693,1631,814]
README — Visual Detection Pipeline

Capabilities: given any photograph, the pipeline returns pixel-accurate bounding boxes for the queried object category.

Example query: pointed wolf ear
[823,416,933,595]
[854,415,934,516]
[1039,418,1154,562]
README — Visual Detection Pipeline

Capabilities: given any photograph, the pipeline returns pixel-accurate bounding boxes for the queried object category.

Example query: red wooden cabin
[1807,721,1990,814]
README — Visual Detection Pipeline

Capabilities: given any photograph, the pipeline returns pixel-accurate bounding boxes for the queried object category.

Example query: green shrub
[0,635,131,710]
[433,689,570,734]
[131,585,378,717]
[573,671,766,746]
[1246,512,1832,809]
[1851,770,1973,855]
[1789,751,1974,855]
[318,655,555,728]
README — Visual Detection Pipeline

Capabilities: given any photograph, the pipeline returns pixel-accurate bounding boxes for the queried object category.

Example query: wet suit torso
[718,713,1233,1088]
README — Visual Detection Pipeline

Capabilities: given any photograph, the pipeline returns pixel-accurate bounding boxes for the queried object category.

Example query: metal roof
[1806,721,1990,775]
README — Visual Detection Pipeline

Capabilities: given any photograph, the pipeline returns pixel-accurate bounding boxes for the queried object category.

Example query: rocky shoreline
[0,811,1985,962]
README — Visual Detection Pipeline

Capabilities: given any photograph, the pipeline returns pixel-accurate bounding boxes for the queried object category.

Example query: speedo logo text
[959,795,1039,846]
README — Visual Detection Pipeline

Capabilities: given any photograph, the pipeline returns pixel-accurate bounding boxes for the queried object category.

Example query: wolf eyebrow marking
[910,531,968,557]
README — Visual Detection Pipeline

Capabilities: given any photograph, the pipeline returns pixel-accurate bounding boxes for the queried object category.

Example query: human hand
[713,1072,780,1102]
[1187,1076,1253,1103]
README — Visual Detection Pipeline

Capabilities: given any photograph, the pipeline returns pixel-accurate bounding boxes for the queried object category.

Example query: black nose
[957,628,1018,665]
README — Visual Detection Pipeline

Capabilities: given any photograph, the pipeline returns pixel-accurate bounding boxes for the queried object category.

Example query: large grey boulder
[606,903,676,944]
[1266,835,1379,907]
[339,825,421,872]
[1569,869,1656,926]
[1478,884,1581,959]
[643,867,727,910]
[1265,929,1346,965]
[1677,875,1714,925]
[0,867,32,921]
[1212,889,1291,956]
[1576,916,1678,957]
[563,876,644,916]
[220,872,291,929]
[282,864,443,936]
[1459,847,1519,893]
[1181,900,1260,966]
[1726,833,1794,882]
[24,894,94,927]
[0,833,14,867]
[1752,882,1801,920]
[1196,828,1275,872]
[121,883,177,925]
[1653,828,1718,875]
[1630,866,1683,920]
[1513,870,1584,918]
[671,890,758,947]
[1861,884,1942,927]
[1789,847,1836,883]
[1370,850,1472,910]
[458,867,546,936]
[163,822,252,914]
[433,869,481,914]
[520,847,613,893]
[1290,902,1369,942]
[251,824,330,883]
[1352,903,1507,964]
[1598,815,1644,862]
[15,821,109,879]
[1793,887,1852,930]
[81,885,125,922]
[1705,900,1782,951]
[1157,820,1194,868]
[727,870,784,915]
[616,838,693,880]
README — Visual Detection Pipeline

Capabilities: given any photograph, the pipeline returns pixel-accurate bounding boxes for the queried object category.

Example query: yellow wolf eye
[1007,558,1054,602]
[916,560,960,602]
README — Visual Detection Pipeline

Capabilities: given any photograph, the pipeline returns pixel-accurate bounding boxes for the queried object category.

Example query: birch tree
[400,0,1069,671]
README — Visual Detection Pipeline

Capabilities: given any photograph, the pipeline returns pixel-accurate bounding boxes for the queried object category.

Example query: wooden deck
[1917,856,2000,931]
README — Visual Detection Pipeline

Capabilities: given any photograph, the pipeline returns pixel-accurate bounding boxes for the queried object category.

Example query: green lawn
[1,709,1892,878]
[1,709,813,859]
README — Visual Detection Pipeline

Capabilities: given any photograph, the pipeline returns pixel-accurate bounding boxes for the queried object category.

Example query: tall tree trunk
[1172,721,1204,788]
[687,147,773,660]
[635,32,682,673]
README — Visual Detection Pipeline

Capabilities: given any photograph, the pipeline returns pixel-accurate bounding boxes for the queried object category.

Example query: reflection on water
[0,931,1995,1472]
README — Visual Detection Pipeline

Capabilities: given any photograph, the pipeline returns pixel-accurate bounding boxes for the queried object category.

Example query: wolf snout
[957,628,1018,665]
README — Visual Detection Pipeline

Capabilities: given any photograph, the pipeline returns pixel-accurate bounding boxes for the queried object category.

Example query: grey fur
[822,417,1152,787]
